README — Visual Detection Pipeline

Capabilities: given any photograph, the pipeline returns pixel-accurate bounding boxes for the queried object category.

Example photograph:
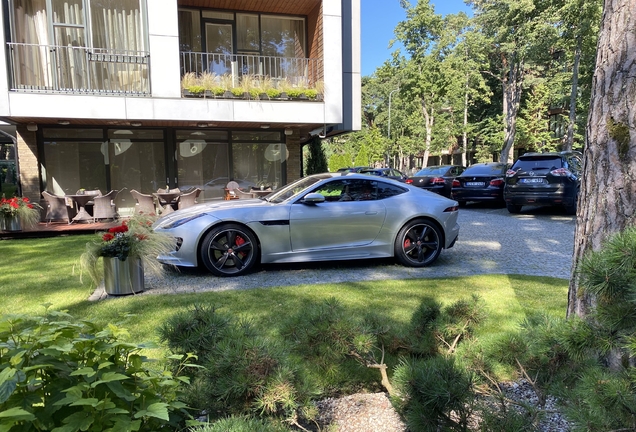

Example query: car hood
[154,198,271,227]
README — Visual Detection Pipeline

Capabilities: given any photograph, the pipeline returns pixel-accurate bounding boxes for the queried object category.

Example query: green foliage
[160,307,314,423]
[188,85,205,95]
[304,137,328,175]
[392,356,475,431]
[158,304,230,361]
[265,88,281,98]
[0,309,191,431]
[285,89,304,98]
[193,415,292,432]
[304,89,318,99]
[231,88,245,97]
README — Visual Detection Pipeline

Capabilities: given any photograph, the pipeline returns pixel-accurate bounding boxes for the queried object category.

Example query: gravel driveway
[141,203,576,296]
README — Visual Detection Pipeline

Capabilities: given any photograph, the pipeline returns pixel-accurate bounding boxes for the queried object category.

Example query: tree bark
[567,0,636,318]
[564,36,582,151]
[500,54,523,164]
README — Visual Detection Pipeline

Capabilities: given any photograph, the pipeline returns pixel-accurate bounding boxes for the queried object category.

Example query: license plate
[520,178,545,184]
[465,182,484,187]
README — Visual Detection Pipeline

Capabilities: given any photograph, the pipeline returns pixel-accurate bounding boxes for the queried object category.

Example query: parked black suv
[504,151,583,214]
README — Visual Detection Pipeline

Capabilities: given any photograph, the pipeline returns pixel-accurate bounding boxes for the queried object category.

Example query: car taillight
[444,205,459,212]
[550,167,572,177]
[431,177,445,185]
[405,178,413,184]
[505,169,517,177]
[452,179,460,187]
[490,178,504,187]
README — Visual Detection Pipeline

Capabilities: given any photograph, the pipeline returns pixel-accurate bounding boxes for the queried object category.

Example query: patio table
[65,194,95,223]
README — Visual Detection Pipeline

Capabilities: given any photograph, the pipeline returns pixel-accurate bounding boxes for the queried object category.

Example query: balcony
[180,52,323,99]
[6,43,150,96]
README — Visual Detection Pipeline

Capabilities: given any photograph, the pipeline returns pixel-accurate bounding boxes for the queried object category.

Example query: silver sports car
[153,173,460,276]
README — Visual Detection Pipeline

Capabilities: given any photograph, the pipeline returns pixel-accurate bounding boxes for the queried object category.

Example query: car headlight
[159,213,206,229]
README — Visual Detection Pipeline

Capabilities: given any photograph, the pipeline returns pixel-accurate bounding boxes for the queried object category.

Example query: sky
[361,0,472,76]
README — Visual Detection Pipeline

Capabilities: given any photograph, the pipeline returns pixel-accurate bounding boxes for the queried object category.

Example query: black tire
[199,224,259,276]
[394,219,443,267]
[564,188,579,215]
[506,203,522,214]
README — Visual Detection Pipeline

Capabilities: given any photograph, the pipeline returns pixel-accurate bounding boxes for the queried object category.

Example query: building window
[9,0,148,94]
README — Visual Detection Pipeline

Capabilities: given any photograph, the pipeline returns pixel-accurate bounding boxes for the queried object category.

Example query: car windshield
[463,164,506,175]
[512,157,562,171]
[267,174,332,203]
[415,167,446,176]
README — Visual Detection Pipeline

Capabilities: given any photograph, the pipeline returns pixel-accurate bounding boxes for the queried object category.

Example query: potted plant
[80,213,175,295]
[0,196,42,232]
[181,72,198,96]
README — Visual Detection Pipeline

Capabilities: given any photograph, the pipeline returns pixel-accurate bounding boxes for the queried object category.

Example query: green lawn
[0,235,569,355]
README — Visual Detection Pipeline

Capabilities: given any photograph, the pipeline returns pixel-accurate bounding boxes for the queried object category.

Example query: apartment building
[0,0,361,215]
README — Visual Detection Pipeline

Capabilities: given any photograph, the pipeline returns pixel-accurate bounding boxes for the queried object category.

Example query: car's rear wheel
[200,224,259,276]
[394,219,443,267]
[506,203,522,214]
[564,188,579,215]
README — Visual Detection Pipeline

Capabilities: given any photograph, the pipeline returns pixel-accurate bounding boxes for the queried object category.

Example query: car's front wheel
[394,219,443,267]
[200,224,259,276]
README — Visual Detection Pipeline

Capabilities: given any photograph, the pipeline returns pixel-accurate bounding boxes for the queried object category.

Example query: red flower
[10,202,18,209]
[22,197,30,203]
[108,224,129,234]
[135,234,148,241]
[102,233,115,241]
[27,204,34,209]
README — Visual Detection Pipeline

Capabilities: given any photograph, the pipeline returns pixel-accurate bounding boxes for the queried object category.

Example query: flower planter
[0,216,21,232]
[103,256,144,295]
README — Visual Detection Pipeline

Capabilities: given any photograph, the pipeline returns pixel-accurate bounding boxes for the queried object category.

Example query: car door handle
[365,211,378,215]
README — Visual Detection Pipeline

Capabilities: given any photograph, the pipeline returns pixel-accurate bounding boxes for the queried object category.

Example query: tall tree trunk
[500,55,523,164]
[567,0,636,318]
[462,80,469,167]
[564,36,582,151]
[422,101,433,167]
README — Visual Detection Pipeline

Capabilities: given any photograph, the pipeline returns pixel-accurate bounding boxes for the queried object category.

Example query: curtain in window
[90,0,147,92]
[12,0,50,88]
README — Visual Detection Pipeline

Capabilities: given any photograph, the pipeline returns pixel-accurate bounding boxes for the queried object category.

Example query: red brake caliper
[235,235,246,258]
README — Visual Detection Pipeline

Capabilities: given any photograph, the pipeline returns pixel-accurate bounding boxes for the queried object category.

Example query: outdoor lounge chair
[92,189,121,222]
[129,189,157,215]
[178,188,201,209]
[42,191,75,224]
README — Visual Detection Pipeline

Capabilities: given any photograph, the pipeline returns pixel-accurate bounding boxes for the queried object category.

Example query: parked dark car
[451,162,509,206]
[360,168,409,182]
[337,166,371,173]
[409,165,465,198]
[504,151,582,215]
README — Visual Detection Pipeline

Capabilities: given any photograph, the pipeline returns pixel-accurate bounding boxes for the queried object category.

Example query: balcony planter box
[103,256,144,295]
[223,90,235,99]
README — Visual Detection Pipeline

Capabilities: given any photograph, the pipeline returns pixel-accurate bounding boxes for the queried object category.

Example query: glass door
[205,23,233,76]
[176,130,229,202]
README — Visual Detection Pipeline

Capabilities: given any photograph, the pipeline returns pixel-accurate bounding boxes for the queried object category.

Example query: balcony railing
[180,52,322,88]
[7,43,150,96]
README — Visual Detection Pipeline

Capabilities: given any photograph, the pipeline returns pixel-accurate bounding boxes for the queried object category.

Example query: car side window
[568,156,582,176]
[311,180,349,202]
[377,182,407,199]
[349,180,378,201]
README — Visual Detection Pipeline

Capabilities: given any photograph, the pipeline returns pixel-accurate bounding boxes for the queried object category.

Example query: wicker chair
[129,189,157,215]
[42,191,75,224]
[92,189,121,222]
[178,188,201,209]
[233,188,255,199]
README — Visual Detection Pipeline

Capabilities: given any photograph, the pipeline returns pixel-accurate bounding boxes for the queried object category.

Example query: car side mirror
[302,193,325,204]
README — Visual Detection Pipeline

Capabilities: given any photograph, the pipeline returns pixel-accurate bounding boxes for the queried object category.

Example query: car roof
[520,151,582,158]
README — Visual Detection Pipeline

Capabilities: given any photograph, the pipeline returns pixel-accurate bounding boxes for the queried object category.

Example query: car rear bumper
[504,191,576,206]
[452,189,503,201]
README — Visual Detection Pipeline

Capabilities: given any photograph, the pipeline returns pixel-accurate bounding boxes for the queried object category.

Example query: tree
[305,136,329,174]
[568,0,636,318]
[469,0,558,163]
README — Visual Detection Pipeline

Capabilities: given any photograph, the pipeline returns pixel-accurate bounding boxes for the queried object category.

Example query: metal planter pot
[103,256,144,295]
[0,216,21,232]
